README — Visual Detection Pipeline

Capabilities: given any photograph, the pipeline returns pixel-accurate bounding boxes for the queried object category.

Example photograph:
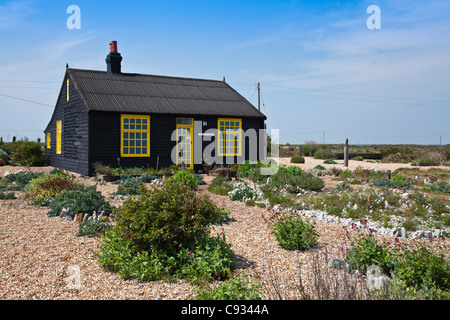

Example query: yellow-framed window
[46,133,51,149]
[66,78,69,101]
[121,114,150,157]
[56,121,62,154]
[217,118,242,156]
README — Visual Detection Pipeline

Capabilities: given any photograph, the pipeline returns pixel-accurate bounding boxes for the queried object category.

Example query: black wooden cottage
[44,41,267,176]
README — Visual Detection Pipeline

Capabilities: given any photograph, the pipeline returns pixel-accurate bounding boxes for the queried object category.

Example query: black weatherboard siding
[45,70,90,176]
[44,42,267,176]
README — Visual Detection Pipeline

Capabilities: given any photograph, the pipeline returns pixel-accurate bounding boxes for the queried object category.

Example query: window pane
[142,133,147,139]
[130,133,135,139]
[136,133,141,139]
[130,118,135,124]
[136,140,141,147]
[130,140,135,147]
[123,140,129,147]
[124,118,129,123]
[124,124,129,130]
[130,148,135,154]
[123,132,128,139]
[142,148,147,154]
[123,148,128,154]
[142,140,147,147]
[142,125,148,130]
[136,125,141,130]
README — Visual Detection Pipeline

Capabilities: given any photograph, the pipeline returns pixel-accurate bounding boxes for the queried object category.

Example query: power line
[263,88,450,108]
[263,84,450,104]
[0,79,59,83]
[0,93,54,108]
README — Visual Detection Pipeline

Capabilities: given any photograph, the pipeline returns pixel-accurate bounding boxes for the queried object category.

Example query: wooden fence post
[298,145,302,156]
[344,139,349,167]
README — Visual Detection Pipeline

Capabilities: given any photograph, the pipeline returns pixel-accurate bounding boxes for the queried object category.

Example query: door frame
[175,118,194,169]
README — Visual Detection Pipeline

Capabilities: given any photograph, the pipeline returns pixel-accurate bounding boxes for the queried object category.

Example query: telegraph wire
[263,88,449,108]
[0,93,54,108]
[263,84,450,104]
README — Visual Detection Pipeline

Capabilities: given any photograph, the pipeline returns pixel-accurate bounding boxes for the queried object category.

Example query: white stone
[401,227,407,238]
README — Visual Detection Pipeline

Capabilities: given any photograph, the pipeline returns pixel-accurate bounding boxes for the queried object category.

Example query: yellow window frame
[56,121,62,154]
[175,118,194,169]
[66,78,69,101]
[121,114,150,157]
[217,118,242,156]
[46,133,51,149]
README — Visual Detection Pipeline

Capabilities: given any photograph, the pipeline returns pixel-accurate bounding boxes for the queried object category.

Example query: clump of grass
[290,155,305,164]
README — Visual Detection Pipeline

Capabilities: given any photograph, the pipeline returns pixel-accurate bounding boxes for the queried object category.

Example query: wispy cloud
[0,0,36,30]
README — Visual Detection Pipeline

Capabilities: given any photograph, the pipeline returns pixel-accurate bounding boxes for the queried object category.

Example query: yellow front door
[176,118,193,169]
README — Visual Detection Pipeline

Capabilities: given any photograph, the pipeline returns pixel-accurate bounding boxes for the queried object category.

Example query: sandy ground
[0,163,448,300]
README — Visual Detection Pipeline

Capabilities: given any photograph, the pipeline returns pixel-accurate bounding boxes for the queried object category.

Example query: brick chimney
[106,41,122,74]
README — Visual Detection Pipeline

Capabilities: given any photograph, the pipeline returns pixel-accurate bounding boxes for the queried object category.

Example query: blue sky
[0,0,449,145]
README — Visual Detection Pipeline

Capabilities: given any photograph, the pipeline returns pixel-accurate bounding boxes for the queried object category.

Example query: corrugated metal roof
[69,69,266,119]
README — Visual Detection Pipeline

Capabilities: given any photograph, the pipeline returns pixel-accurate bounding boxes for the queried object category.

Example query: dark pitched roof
[68,68,266,119]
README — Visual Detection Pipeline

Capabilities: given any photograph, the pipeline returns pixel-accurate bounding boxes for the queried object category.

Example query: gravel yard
[0,162,448,300]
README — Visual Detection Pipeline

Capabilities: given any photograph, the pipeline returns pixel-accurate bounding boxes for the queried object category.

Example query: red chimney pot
[109,41,118,53]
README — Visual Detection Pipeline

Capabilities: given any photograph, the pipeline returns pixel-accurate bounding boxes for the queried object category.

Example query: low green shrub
[96,180,235,282]
[269,212,318,251]
[114,176,145,196]
[47,186,113,218]
[96,230,235,283]
[194,275,262,300]
[1,171,44,190]
[345,234,450,295]
[371,178,413,190]
[0,191,16,200]
[265,166,324,192]
[394,244,450,290]
[113,180,221,252]
[417,157,439,166]
[290,155,305,164]
[313,149,334,160]
[8,139,46,166]
[76,220,113,237]
[351,156,364,161]
[208,176,233,196]
[302,144,320,157]
[237,161,263,178]
[168,169,202,190]
[24,172,80,204]
[428,181,450,193]
[323,159,338,164]
[228,184,257,201]
[339,169,353,180]
[346,234,393,274]
[213,207,236,225]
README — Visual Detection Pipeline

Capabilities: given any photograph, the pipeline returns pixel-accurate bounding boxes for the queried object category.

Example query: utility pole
[258,82,260,111]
